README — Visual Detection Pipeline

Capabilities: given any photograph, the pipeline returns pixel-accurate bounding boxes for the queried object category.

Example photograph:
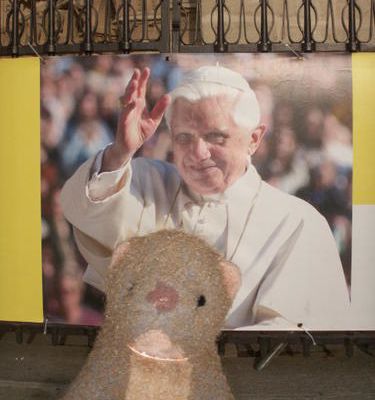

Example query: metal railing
[0,0,375,57]
[0,0,170,56]
[0,1,374,59]
[1,322,375,369]
[174,0,375,52]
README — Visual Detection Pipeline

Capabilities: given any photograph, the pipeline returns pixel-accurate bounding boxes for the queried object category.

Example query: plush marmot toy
[62,229,241,400]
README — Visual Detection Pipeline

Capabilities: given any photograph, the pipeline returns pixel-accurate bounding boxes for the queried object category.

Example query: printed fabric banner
[1,53,374,330]
[39,53,355,331]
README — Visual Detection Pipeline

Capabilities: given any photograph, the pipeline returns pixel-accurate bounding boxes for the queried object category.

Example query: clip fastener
[27,42,46,63]
[284,43,304,60]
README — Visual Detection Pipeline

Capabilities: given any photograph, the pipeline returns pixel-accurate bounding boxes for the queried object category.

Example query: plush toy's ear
[105,241,133,295]
[219,261,242,301]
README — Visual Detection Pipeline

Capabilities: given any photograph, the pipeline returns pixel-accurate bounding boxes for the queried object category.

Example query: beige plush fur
[61,229,241,400]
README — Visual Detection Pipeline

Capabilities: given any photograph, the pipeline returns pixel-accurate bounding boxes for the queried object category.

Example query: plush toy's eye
[197,295,206,307]
[120,282,134,300]
[126,282,134,292]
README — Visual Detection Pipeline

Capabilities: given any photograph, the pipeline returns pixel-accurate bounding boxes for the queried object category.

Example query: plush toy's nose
[146,282,179,313]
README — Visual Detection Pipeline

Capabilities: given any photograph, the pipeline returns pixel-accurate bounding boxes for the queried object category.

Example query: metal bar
[11,0,19,56]
[3,39,374,58]
[194,0,206,45]
[120,0,130,53]
[215,0,227,52]
[172,0,180,52]
[140,0,147,42]
[314,42,348,52]
[103,0,111,43]
[161,0,170,53]
[258,0,270,52]
[303,0,314,52]
[29,0,37,45]
[348,0,359,51]
[47,0,56,54]
[84,0,93,54]
[1,323,375,350]
[65,0,74,45]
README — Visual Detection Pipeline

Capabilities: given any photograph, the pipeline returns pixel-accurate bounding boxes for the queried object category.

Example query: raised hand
[103,68,170,171]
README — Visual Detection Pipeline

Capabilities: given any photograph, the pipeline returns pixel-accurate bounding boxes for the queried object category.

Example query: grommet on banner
[27,42,46,63]
[284,43,304,60]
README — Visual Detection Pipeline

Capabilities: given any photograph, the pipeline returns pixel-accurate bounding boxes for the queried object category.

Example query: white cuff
[87,148,130,201]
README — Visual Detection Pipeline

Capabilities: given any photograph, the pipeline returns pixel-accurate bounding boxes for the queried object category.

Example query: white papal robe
[60,155,350,330]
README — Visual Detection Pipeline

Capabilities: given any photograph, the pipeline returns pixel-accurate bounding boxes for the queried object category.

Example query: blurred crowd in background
[41,54,353,326]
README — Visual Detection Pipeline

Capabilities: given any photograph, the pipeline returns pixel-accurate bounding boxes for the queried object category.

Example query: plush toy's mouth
[127,344,188,361]
[128,329,188,361]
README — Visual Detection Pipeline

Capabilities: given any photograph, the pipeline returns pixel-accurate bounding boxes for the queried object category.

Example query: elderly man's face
[170,96,261,195]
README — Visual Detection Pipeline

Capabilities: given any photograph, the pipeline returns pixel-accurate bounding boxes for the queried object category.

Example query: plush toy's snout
[146,282,179,313]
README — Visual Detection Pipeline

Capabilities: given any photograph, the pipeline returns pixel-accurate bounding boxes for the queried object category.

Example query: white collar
[181,162,260,206]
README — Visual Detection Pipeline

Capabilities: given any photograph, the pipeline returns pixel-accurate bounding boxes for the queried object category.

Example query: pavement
[0,331,374,399]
